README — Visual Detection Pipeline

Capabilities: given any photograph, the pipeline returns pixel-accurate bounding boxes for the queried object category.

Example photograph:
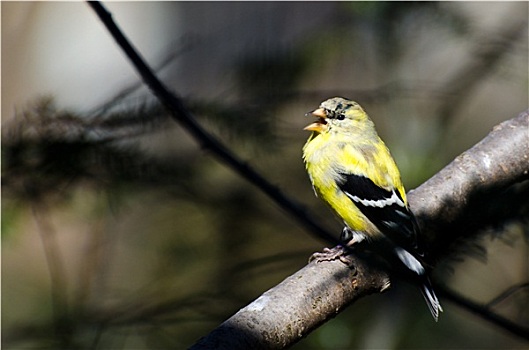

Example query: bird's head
[304,97,369,134]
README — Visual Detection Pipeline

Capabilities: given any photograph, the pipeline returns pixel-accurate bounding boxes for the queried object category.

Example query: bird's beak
[304,108,328,132]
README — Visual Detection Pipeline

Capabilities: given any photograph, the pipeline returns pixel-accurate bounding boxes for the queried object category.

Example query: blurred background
[2,2,528,349]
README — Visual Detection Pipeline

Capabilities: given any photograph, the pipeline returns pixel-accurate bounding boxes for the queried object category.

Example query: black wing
[338,173,420,252]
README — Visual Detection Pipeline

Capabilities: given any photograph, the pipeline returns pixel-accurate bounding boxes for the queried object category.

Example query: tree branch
[190,110,529,349]
[87,1,341,249]
[190,255,389,350]
[437,285,529,341]
[410,110,529,259]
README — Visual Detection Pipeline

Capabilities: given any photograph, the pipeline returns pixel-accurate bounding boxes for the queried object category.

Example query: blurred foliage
[2,1,528,349]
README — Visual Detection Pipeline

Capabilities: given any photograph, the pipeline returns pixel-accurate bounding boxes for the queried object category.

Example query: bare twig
[486,282,529,308]
[88,36,197,116]
[87,1,341,249]
[437,285,529,341]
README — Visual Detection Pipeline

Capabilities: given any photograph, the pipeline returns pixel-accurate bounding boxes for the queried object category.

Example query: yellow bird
[303,97,442,321]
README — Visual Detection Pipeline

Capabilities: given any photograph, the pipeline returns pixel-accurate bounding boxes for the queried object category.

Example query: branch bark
[190,256,388,350]
[190,110,529,349]
[411,110,529,259]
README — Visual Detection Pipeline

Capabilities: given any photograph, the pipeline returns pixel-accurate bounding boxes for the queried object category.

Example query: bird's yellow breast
[303,133,369,232]
[303,131,406,235]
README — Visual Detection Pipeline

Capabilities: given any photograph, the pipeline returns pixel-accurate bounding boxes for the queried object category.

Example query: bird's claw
[309,245,354,265]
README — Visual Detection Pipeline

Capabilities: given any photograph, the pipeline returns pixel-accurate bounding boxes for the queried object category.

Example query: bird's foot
[309,245,354,265]
[309,227,363,265]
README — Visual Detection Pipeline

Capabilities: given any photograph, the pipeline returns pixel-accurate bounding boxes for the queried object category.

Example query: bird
[302,97,442,321]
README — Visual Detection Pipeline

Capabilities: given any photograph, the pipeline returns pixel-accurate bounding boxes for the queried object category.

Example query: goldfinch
[302,97,442,321]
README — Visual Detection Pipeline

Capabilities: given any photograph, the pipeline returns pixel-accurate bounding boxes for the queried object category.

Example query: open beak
[304,107,328,132]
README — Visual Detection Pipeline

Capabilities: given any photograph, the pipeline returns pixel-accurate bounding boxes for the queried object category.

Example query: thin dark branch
[87,37,197,116]
[87,1,341,249]
[486,282,529,308]
[437,284,529,341]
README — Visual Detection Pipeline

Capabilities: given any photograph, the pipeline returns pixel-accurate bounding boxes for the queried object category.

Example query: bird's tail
[394,247,443,321]
[420,278,443,322]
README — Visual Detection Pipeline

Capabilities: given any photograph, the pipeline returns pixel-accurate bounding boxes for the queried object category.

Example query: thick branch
[190,256,388,350]
[410,110,529,259]
[190,110,529,349]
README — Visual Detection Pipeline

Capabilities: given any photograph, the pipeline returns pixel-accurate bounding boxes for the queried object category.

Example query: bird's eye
[337,114,345,120]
